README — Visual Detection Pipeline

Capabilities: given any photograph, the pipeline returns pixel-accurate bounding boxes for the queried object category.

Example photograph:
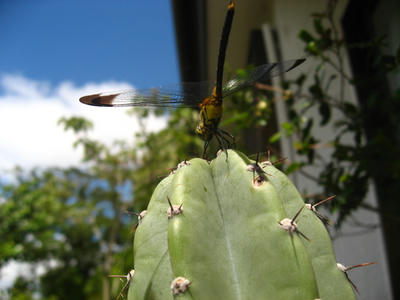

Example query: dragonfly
[79,1,305,158]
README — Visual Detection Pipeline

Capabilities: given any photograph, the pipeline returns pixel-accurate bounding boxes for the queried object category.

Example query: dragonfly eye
[196,124,213,141]
[195,124,205,135]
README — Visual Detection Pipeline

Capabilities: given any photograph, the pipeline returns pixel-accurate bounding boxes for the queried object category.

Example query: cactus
[127,150,364,300]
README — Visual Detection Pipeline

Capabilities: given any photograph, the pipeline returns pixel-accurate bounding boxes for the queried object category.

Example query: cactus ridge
[128,150,359,300]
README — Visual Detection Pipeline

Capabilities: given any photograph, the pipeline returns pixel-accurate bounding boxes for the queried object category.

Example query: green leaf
[339,173,350,182]
[58,116,93,133]
[298,29,315,43]
[306,41,319,55]
[282,122,294,135]
[303,119,314,138]
[269,131,282,143]
[313,18,324,36]
[319,101,331,125]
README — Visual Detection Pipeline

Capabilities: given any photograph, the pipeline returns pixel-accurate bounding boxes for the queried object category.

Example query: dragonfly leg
[218,128,236,149]
[214,128,236,159]
[202,139,211,159]
[214,131,229,158]
[202,129,234,159]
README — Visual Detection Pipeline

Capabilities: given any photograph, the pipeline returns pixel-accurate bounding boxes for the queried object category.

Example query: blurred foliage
[4,277,36,300]
[261,2,400,226]
[1,0,400,299]
[0,110,202,299]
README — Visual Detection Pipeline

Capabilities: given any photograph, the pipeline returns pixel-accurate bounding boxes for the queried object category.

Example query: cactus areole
[128,150,357,300]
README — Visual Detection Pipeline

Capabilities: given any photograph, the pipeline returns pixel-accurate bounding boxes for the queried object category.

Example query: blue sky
[0,0,179,89]
[0,0,177,170]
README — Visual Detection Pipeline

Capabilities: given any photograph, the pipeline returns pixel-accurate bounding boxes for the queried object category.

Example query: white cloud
[0,261,31,290]
[0,259,59,290]
[0,74,168,170]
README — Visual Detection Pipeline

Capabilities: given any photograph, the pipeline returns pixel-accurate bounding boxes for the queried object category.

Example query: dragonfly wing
[222,58,305,97]
[79,59,305,107]
[254,58,305,80]
[79,82,213,108]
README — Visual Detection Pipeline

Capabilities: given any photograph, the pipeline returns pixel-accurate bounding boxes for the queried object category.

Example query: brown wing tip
[79,93,114,107]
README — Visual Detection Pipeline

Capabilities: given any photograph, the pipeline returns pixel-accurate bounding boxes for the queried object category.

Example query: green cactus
[127,150,358,300]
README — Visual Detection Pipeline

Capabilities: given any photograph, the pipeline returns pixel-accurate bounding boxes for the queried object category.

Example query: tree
[0,111,202,299]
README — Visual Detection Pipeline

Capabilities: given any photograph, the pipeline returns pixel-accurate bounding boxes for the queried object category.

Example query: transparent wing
[222,58,305,97]
[79,81,215,108]
[79,58,305,107]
